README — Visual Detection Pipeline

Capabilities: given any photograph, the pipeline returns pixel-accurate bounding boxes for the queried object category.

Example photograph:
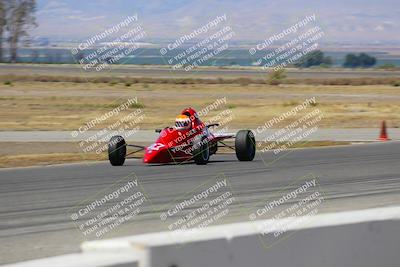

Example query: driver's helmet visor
[175,115,191,130]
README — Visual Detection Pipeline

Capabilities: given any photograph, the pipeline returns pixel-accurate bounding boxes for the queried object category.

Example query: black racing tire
[192,135,210,165]
[235,130,256,161]
[108,135,126,166]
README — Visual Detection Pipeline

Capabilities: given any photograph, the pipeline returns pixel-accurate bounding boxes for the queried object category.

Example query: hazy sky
[34,0,400,43]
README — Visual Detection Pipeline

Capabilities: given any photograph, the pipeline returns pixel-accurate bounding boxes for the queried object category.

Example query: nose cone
[143,144,170,163]
[143,149,156,163]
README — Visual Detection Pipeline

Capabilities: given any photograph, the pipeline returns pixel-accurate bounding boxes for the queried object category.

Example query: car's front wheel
[192,135,210,165]
[235,130,256,161]
[108,135,126,166]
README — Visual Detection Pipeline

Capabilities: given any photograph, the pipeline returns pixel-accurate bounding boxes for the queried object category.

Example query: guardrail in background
[3,206,400,267]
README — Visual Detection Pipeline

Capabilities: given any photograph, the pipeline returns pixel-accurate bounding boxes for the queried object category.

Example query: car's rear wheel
[235,130,256,161]
[108,135,126,166]
[192,135,210,165]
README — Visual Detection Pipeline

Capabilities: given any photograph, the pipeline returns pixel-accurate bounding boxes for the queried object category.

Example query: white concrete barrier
[4,206,400,267]
[2,252,139,267]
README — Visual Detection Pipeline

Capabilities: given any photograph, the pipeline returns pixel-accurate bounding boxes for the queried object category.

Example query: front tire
[192,135,210,165]
[235,130,256,161]
[108,135,126,166]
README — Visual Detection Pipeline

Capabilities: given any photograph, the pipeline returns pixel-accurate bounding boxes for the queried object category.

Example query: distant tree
[343,53,376,68]
[295,50,332,68]
[0,1,6,62]
[343,53,359,68]
[7,0,37,63]
[358,53,376,67]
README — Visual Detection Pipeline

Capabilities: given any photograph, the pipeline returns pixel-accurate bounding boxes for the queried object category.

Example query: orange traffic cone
[378,121,390,141]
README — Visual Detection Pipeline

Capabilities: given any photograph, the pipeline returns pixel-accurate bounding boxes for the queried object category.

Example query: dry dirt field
[1,81,400,130]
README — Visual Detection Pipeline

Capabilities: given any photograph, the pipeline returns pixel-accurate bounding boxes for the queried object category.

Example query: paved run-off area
[1,129,399,142]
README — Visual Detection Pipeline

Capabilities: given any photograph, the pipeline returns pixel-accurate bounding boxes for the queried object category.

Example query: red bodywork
[143,108,233,164]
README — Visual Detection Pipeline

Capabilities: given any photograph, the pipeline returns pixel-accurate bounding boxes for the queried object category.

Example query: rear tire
[192,135,210,165]
[235,130,256,161]
[108,135,126,166]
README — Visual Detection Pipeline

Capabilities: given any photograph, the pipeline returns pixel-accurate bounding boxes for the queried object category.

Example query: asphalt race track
[1,141,400,264]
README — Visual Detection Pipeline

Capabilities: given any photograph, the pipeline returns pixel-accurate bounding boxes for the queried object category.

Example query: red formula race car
[107,107,256,166]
